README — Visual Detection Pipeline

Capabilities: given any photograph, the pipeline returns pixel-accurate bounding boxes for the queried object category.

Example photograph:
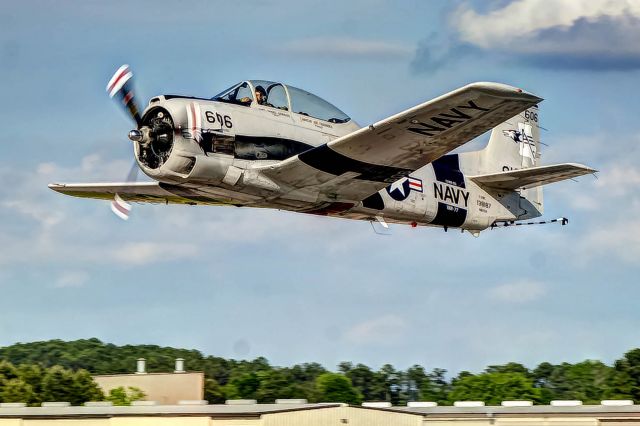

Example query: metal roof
[3,403,640,420]
[386,404,640,418]
[0,403,344,419]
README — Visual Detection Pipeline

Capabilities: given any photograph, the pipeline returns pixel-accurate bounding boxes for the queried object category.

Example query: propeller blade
[125,159,140,182]
[111,193,132,221]
[106,64,142,126]
[111,161,140,221]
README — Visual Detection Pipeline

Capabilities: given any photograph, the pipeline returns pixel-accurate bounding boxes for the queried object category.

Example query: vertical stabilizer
[483,105,540,171]
[477,105,544,216]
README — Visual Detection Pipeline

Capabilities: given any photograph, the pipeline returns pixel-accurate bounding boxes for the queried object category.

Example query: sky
[1,0,640,375]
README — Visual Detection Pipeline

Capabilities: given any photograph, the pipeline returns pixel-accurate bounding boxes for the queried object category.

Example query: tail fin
[483,105,540,171]
[476,105,544,217]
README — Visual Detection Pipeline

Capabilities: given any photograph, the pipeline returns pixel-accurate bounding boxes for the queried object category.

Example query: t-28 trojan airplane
[49,65,596,236]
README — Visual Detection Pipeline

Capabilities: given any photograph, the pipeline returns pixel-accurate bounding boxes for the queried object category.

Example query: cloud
[580,218,640,263]
[593,166,640,197]
[489,280,547,304]
[277,37,412,60]
[413,0,640,72]
[453,0,640,49]
[411,34,480,73]
[54,270,89,288]
[3,199,64,230]
[110,242,199,266]
[543,145,640,266]
[344,314,408,345]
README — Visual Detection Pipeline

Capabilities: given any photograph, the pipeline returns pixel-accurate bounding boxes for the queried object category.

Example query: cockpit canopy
[212,80,351,124]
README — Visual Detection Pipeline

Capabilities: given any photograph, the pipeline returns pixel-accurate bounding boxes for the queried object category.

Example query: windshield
[286,85,350,123]
[213,81,351,123]
[212,82,253,106]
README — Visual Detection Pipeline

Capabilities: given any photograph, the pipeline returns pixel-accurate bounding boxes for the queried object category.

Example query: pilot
[254,85,269,106]
[239,85,273,107]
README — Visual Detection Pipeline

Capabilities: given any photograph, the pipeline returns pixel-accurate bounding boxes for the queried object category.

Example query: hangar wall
[2,403,640,426]
[93,372,205,405]
[261,405,421,426]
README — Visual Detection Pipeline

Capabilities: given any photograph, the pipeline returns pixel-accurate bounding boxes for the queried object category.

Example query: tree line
[1,338,640,405]
[0,361,147,406]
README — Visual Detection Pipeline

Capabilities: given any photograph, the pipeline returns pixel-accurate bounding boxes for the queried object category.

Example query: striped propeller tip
[106,64,133,98]
[111,193,131,220]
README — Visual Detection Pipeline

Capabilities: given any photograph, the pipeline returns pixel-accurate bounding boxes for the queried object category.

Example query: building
[2,401,640,426]
[0,402,419,426]
[93,358,204,405]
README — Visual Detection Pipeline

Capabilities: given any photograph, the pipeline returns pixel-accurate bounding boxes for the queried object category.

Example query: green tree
[420,368,450,404]
[341,363,386,402]
[377,364,401,404]
[0,361,18,380]
[0,339,205,376]
[106,386,145,406]
[204,378,225,404]
[604,369,634,401]
[41,365,102,405]
[613,349,640,401]
[287,363,327,401]
[229,372,260,399]
[449,372,541,405]
[1,378,35,403]
[221,383,239,400]
[406,365,428,391]
[532,362,556,403]
[567,361,611,403]
[256,369,295,402]
[315,373,362,404]
[486,363,531,377]
[536,361,617,404]
[41,366,76,403]
[16,364,43,401]
[533,362,554,387]
[73,369,104,403]
[290,363,326,383]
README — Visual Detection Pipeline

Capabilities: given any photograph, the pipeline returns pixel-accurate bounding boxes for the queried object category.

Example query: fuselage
[133,81,533,232]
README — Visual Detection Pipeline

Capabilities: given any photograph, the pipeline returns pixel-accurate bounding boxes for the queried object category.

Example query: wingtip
[48,183,70,194]
[466,82,543,103]
[567,163,598,174]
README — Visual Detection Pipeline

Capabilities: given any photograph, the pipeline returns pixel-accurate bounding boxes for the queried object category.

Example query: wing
[469,163,597,191]
[48,182,226,205]
[262,82,542,202]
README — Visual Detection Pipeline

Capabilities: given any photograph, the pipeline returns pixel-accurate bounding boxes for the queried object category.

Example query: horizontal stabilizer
[469,163,596,191]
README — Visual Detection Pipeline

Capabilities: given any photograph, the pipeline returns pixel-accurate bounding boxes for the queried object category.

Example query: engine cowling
[134,97,233,185]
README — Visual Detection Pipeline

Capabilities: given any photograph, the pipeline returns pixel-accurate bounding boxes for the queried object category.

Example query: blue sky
[2,0,640,375]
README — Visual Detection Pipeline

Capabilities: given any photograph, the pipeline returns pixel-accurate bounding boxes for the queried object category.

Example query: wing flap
[469,163,597,191]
